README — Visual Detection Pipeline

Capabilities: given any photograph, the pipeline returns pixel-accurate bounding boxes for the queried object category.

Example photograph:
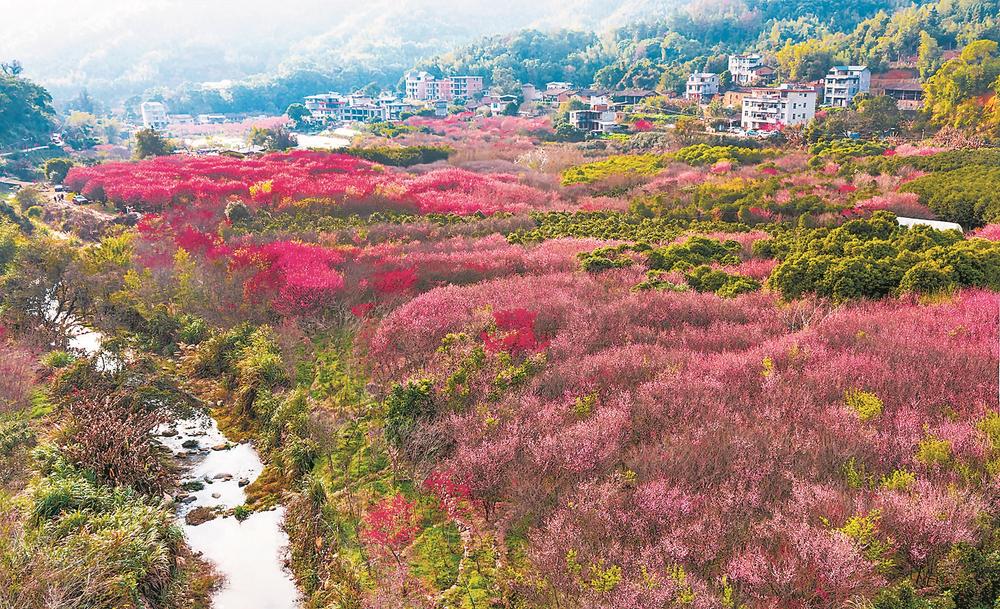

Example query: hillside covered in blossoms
[1,106,997,609]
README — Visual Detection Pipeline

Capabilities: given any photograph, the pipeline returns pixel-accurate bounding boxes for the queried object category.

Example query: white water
[69,326,301,609]
[159,415,301,609]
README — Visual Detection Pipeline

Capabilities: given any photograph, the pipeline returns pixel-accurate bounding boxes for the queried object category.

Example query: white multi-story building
[341,103,388,123]
[404,71,484,101]
[729,53,764,86]
[824,65,871,107]
[686,72,720,101]
[303,92,420,123]
[304,93,349,121]
[741,84,817,131]
[140,101,168,131]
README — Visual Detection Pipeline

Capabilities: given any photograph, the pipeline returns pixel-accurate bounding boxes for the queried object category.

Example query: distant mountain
[3,0,681,106]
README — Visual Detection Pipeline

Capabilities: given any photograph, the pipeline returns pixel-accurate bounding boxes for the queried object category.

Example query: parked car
[72,195,88,205]
[53,184,66,192]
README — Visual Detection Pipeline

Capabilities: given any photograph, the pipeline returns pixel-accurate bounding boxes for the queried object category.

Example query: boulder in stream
[185,506,217,526]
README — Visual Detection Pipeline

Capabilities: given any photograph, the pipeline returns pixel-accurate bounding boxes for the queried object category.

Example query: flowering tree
[361,494,419,566]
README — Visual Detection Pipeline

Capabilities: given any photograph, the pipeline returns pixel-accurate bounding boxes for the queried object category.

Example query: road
[0,145,52,158]
[0,176,35,188]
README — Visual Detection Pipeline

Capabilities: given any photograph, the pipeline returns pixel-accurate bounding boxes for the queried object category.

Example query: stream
[68,325,302,609]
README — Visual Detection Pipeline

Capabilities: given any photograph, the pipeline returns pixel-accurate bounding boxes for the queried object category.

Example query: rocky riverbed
[69,324,301,609]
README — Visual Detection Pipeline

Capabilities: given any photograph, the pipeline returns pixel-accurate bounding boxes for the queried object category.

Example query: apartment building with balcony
[823,66,871,107]
[741,84,817,131]
[729,53,764,86]
[686,72,720,101]
[304,92,419,124]
[404,71,484,101]
[304,93,349,121]
[569,99,624,135]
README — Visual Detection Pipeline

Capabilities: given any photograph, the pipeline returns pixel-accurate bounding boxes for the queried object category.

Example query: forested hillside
[0,63,55,151]
[417,0,999,94]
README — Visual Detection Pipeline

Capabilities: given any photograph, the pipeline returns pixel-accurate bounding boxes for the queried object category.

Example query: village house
[686,73,720,101]
[198,114,226,125]
[611,88,656,106]
[741,84,817,131]
[870,69,924,111]
[521,83,541,103]
[729,53,764,86]
[569,107,622,135]
[167,114,195,126]
[140,101,169,131]
[824,65,871,107]
[304,93,349,121]
[748,65,777,85]
[723,88,749,109]
[304,92,418,123]
[489,94,519,114]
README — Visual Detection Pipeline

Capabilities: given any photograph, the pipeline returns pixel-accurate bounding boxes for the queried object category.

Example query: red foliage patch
[481,308,549,354]
[361,494,419,557]
[229,241,351,315]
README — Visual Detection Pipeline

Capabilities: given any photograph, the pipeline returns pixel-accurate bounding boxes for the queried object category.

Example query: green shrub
[224,200,251,223]
[577,245,634,272]
[233,326,288,417]
[233,504,252,521]
[899,259,955,295]
[192,323,257,378]
[915,435,952,466]
[410,523,462,591]
[24,464,184,606]
[385,378,435,450]
[343,145,452,167]
[0,414,33,455]
[880,468,916,491]
[867,148,1000,174]
[845,389,883,422]
[648,236,741,272]
[561,154,668,185]
[871,581,930,609]
[900,165,1000,227]
[280,436,319,478]
[42,350,75,369]
[684,265,761,297]
[633,270,691,293]
[809,139,888,165]
[674,143,773,166]
[42,157,75,184]
[767,211,1000,301]
[177,315,209,344]
[838,509,894,573]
